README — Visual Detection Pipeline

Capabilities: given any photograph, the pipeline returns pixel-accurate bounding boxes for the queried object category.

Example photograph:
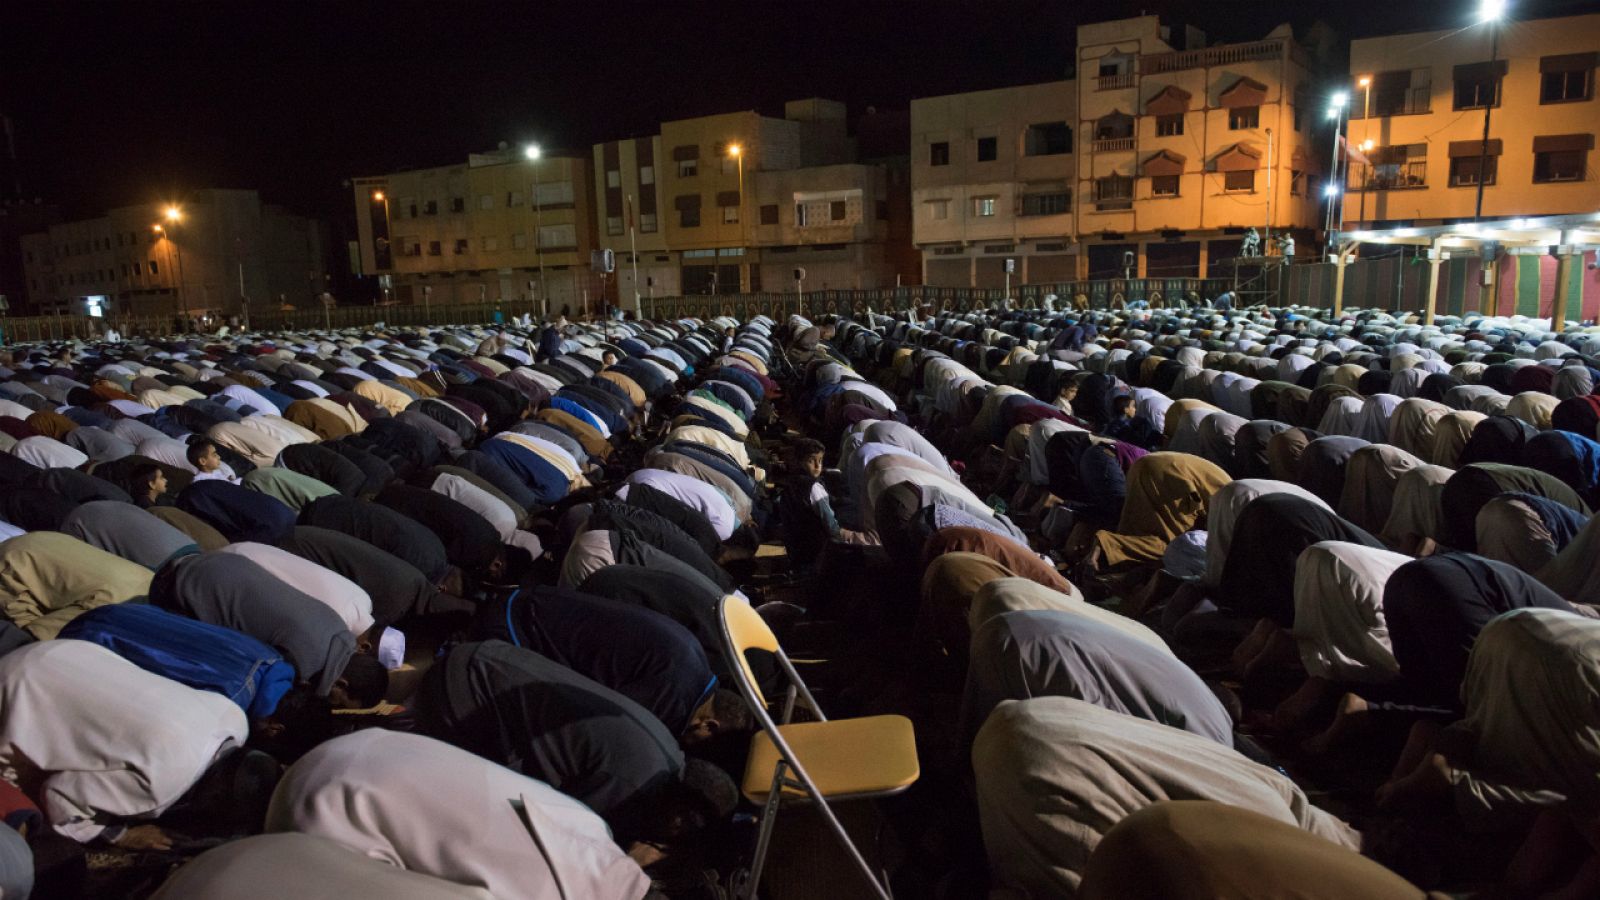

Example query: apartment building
[593,98,913,306]
[351,146,598,313]
[912,15,1322,287]
[20,189,327,319]
[591,135,677,305]
[911,80,1078,288]
[1343,13,1599,227]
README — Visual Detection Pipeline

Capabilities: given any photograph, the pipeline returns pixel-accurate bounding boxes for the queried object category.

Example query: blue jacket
[60,604,296,719]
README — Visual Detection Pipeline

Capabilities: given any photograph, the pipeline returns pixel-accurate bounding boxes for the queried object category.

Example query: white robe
[217,542,374,635]
[151,833,495,900]
[1291,541,1411,683]
[0,641,246,841]
[264,730,650,900]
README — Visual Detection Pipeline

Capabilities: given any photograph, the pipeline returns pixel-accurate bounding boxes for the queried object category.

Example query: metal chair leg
[742,760,788,900]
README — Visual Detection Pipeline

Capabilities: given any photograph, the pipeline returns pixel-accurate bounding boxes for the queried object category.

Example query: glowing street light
[1480,0,1506,23]
[154,210,187,321]
[1361,139,1375,152]
[1357,75,1371,88]
[1325,89,1352,247]
[371,191,385,202]
[523,143,547,308]
[727,143,746,292]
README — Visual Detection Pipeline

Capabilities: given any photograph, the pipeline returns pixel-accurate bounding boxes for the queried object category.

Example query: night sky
[2,0,1590,228]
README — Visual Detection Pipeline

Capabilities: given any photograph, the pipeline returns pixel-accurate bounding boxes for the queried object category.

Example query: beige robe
[0,532,152,639]
[264,730,649,900]
[152,833,495,900]
[1292,541,1411,683]
[973,697,1359,898]
[1448,609,1600,820]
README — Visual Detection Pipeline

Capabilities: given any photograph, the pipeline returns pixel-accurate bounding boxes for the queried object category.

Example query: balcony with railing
[1349,87,1432,119]
[1141,39,1290,74]
[1348,161,1428,191]
[1096,72,1136,91]
[1092,137,1136,152]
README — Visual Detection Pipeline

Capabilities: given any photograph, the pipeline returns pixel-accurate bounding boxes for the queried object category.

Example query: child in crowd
[130,464,170,508]
[1053,379,1079,414]
[779,437,876,571]
[1102,394,1161,450]
[187,439,238,483]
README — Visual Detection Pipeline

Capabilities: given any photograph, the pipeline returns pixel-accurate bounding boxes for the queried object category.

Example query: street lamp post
[1357,75,1372,228]
[728,143,745,294]
[1474,0,1506,221]
[154,205,187,328]
[1324,92,1349,257]
[524,144,549,317]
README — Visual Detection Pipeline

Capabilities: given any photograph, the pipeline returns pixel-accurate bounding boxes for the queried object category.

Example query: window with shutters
[1025,122,1073,155]
[1449,156,1497,187]
[1228,107,1259,130]
[973,196,997,217]
[1094,175,1133,209]
[1368,69,1432,117]
[723,206,740,224]
[1454,73,1500,110]
[1151,175,1180,197]
[1156,115,1183,137]
[1224,170,1255,192]
[927,199,950,220]
[607,216,624,235]
[1358,144,1428,190]
[1020,192,1071,215]
[678,159,698,178]
[680,207,700,227]
[538,224,576,247]
[454,239,468,254]
[639,166,655,185]
[534,181,574,206]
[1542,68,1593,104]
[977,136,997,161]
[640,213,658,233]
[1534,149,1585,183]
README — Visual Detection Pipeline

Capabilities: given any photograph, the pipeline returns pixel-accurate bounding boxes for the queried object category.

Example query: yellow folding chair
[719,595,920,900]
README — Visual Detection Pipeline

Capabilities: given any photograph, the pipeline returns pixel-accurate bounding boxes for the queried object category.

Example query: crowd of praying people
[0,297,1594,898]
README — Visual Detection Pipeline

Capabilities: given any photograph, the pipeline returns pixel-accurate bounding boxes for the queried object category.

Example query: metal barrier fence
[0,278,1235,343]
[635,278,1231,321]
